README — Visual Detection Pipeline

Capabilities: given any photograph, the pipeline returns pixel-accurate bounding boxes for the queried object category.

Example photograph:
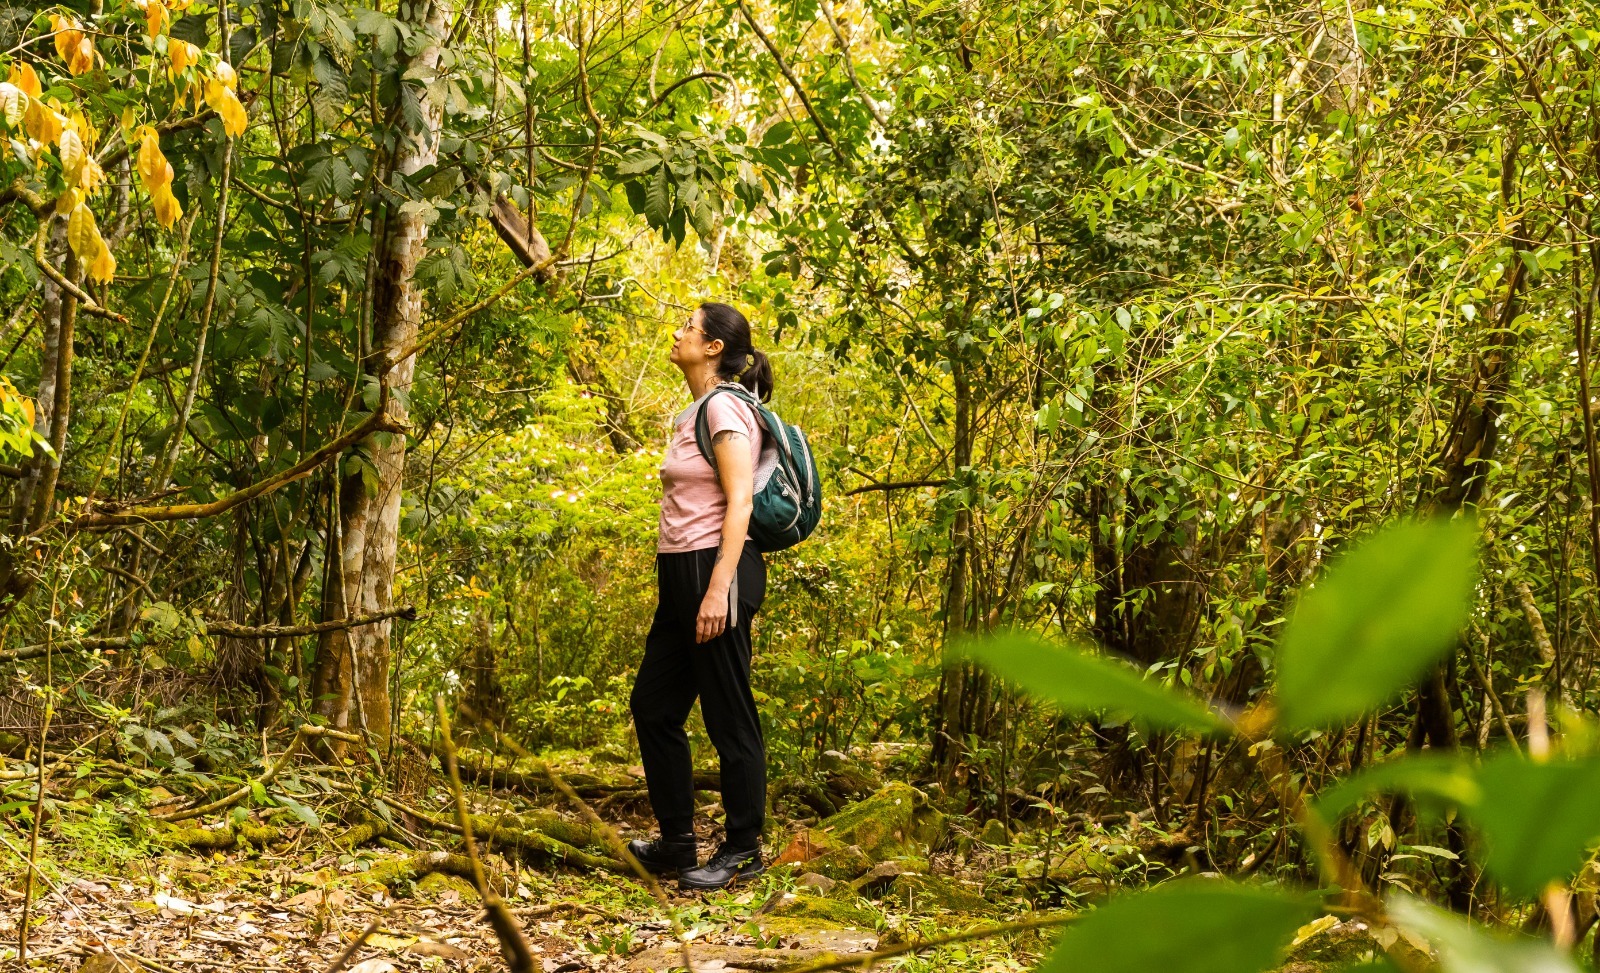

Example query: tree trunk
[312,0,451,751]
[0,220,69,608]
[932,350,981,780]
[467,600,505,726]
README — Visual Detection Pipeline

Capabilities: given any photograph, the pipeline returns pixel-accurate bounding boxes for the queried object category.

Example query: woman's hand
[696,584,730,643]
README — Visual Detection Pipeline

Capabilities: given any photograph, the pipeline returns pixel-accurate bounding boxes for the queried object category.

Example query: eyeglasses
[677,321,707,338]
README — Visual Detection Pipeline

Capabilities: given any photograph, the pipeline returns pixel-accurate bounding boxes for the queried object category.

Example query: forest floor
[1,852,897,973]
[0,744,1071,973]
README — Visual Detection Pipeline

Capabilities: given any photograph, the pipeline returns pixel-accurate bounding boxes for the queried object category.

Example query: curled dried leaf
[136,127,164,183]
[170,40,199,77]
[79,156,105,195]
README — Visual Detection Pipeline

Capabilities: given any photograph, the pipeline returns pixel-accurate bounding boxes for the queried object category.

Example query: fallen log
[379,793,626,874]
[453,759,720,798]
[160,821,281,852]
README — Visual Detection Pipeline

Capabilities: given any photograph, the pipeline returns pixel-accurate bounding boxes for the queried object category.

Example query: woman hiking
[627,301,773,891]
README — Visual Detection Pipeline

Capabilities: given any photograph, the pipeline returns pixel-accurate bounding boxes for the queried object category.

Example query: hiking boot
[679,843,764,891]
[626,834,698,875]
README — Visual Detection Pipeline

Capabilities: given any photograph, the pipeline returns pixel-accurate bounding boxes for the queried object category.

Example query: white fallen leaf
[347,960,397,973]
[152,892,196,915]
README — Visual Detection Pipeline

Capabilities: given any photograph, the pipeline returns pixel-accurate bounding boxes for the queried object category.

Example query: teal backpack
[694,385,822,552]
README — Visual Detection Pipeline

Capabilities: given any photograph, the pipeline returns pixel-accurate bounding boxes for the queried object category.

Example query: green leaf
[273,792,322,828]
[1468,754,1600,899]
[1310,752,1479,826]
[1275,518,1478,730]
[1389,897,1579,973]
[1039,881,1313,973]
[616,152,663,177]
[951,633,1230,734]
[645,165,671,228]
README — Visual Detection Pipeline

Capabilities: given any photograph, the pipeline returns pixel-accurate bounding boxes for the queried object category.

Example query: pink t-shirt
[658,390,762,553]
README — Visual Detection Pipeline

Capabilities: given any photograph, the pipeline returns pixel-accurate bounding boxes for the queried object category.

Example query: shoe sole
[678,864,766,892]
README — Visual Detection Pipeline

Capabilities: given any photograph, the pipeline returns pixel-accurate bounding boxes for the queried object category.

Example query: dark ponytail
[699,301,774,401]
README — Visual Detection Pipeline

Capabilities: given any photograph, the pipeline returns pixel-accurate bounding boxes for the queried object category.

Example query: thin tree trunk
[28,250,80,532]
[313,0,452,752]
[932,350,976,780]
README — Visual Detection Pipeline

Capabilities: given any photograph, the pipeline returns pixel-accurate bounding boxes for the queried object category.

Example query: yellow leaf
[137,127,165,184]
[89,241,116,283]
[66,110,97,151]
[8,63,41,100]
[0,83,25,128]
[51,16,82,64]
[55,187,79,217]
[67,201,101,261]
[68,36,96,76]
[79,156,105,195]
[142,0,168,37]
[170,40,198,76]
[23,99,63,144]
[57,127,85,185]
[214,61,238,90]
[151,181,182,229]
[205,82,248,138]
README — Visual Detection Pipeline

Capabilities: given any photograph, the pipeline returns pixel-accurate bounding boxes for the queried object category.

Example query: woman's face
[670,308,722,368]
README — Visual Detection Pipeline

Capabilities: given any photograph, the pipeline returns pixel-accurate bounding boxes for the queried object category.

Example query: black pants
[630,546,767,849]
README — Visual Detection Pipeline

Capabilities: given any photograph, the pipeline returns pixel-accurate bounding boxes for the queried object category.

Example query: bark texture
[312,0,451,749]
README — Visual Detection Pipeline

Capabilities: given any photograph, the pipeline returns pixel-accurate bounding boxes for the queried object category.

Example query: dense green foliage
[3,0,1600,967]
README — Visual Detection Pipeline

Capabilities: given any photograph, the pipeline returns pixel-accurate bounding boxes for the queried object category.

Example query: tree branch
[33,222,127,324]
[0,609,417,662]
[74,406,403,528]
[205,606,419,639]
[650,70,734,109]
[734,0,842,155]
[844,478,949,496]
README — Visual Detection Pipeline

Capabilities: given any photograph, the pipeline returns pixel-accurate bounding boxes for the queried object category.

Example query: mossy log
[361,850,512,898]
[880,873,993,914]
[469,813,626,873]
[335,814,390,849]
[454,759,719,799]
[160,821,280,851]
[773,782,946,881]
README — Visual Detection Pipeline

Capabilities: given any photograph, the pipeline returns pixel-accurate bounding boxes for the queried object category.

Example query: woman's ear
[705,338,725,359]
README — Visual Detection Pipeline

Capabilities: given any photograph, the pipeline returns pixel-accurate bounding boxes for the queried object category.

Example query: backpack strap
[694,385,766,468]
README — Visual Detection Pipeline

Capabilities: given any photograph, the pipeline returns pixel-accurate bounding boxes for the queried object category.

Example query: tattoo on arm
[714,546,725,566]
[712,430,746,446]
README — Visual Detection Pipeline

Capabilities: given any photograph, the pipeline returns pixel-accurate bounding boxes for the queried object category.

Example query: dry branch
[0,609,416,662]
[205,606,419,639]
[75,407,403,527]
[437,698,537,973]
